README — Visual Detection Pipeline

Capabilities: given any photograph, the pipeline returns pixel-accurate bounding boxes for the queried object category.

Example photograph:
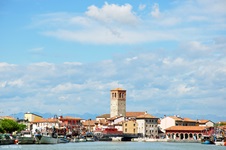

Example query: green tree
[17,124,26,132]
[0,119,27,133]
[0,124,4,133]
[0,119,18,133]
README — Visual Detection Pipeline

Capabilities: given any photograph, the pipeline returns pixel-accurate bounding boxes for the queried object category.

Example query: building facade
[110,88,126,118]
[165,126,207,140]
[24,112,42,122]
[136,113,159,138]
[160,116,197,133]
[123,120,138,134]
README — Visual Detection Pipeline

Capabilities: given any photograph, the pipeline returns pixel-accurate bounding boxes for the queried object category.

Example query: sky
[0,0,226,121]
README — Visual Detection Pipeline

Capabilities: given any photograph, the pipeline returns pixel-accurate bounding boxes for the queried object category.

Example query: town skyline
[1,0,226,122]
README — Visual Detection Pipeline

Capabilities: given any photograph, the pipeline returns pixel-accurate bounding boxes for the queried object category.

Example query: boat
[16,131,35,144]
[214,127,226,146]
[78,136,87,142]
[201,135,214,144]
[85,132,95,142]
[39,132,58,144]
[57,136,70,143]
[0,134,15,145]
[99,136,112,141]
[72,137,80,142]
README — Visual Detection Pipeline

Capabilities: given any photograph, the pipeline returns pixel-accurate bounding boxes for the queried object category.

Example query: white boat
[39,133,58,144]
[79,137,87,142]
[16,131,35,144]
[215,137,226,146]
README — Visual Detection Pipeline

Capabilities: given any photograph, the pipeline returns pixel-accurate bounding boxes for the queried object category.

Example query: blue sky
[0,0,226,121]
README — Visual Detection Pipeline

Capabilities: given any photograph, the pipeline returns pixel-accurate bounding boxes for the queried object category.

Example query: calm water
[0,142,225,150]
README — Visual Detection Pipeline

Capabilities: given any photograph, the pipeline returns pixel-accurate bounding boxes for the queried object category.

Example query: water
[0,142,225,150]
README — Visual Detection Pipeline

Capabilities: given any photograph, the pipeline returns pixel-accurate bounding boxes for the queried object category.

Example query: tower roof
[111,88,126,91]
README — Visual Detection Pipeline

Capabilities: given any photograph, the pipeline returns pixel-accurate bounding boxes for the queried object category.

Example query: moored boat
[39,133,58,144]
[201,135,214,144]
[0,134,15,145]
[85,132,95,142]
[215,137,226,146]
[16,131,35,144]
[57,136,70,143]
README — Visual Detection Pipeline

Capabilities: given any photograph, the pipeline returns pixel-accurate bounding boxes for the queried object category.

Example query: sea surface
[0,142,225,150]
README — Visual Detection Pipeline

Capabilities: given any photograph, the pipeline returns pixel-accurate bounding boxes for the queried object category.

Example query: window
[125,128,127,132]
[125,124,127,127]
[134,124,136,127]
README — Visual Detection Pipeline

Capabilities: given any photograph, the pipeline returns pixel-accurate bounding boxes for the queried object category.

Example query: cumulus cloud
[29,1,226,45]
[1,1,226,120]
[85,2,139,25]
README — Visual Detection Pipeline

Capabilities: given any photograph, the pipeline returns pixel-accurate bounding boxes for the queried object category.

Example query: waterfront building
[136,112,159,138]
[165,126,208,140]
[159,116,197,133]
[24,112,42,122]
[97,112,146,122]
[31,118,60,134]
[82,119,96,133]
[59,116,82,135]
[123,120,138,134]
[110,88,126,118]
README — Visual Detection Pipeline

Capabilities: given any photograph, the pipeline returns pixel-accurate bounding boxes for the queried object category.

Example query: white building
[136,112,159,137]
[160,116,197,133]
[198,120,214,127]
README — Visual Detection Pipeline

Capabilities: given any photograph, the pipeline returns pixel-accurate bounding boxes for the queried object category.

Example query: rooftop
[32,118,59,123]
[165,126,207,131]
[111,88,126,91]
[136,113,158,119]
[60,116,82,120]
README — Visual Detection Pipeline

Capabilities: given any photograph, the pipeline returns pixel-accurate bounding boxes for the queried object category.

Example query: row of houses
[6,111,222,141]
[19,112,217,139]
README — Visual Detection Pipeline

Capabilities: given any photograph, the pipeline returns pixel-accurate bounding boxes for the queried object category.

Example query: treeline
[0,119,26,133]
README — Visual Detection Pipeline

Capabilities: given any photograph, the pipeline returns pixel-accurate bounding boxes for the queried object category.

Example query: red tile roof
[198,120,209,124]
[169,116,197,122]
[60,116,82,120]
[82,120,96,126]
[126,112,146,117]
[136,113,158,119]
[96,114,110,118]
[166,126,206,131]
[32,118,59,123]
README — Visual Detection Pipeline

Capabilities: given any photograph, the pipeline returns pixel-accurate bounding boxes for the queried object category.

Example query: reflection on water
[0,142,225,150]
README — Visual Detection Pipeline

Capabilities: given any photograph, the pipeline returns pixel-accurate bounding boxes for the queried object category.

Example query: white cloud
[29,1,226,45]
[1,48,226,117]
[85,2,139,25]
[151,3,160,18]
[63,62,83,66]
